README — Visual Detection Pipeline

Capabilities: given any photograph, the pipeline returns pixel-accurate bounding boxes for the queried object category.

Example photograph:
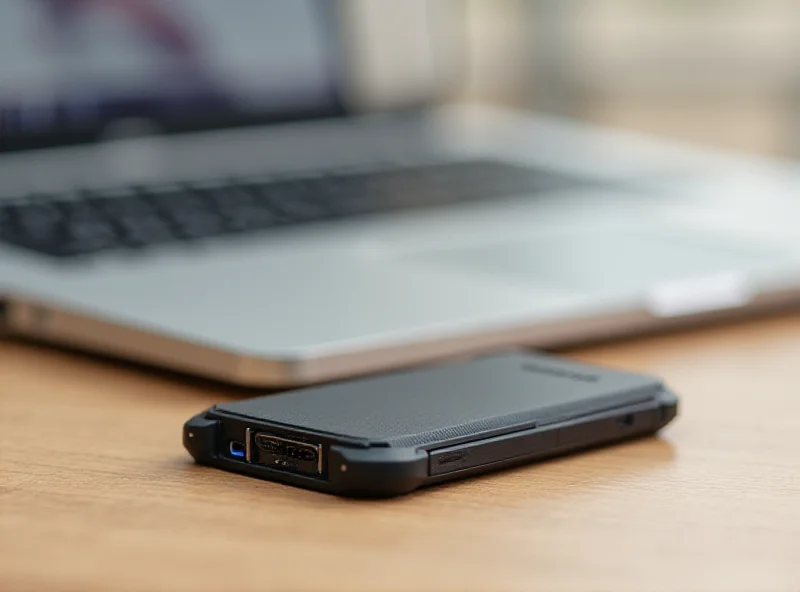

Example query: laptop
[2,0,799,386]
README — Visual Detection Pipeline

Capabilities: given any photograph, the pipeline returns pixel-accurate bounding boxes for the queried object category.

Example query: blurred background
[458,0,800,159]
[3,0,799,158]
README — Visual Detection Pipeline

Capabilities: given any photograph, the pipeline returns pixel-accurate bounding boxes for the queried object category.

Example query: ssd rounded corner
[182,411,219,464]
[656,387,679,429]
[326,445,429,498]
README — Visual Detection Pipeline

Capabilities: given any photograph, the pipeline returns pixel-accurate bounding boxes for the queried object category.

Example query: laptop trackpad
[411,229,785,293]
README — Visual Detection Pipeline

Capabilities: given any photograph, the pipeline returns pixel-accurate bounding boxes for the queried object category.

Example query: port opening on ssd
[229,441,246,458]
[246,428,323,477]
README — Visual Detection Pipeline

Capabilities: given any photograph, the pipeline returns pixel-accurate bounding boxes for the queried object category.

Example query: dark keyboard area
[0,159,585,259]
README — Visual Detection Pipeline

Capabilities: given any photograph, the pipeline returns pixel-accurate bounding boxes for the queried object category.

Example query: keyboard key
[152,189,213,215]
[173,211,228,240]
[221,204,282,232]
[257,183,332,221]
[116,216,175,247]
[65,218,120,252]
[14,200,62,230]
[90,193,157,219]
[203,185,258,210]
[57,197,103,221]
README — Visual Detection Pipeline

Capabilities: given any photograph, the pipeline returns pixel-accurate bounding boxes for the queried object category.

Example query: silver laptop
[2,0,800,386]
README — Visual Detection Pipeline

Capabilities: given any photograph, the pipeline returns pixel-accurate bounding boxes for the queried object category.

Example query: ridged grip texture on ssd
[214,351,664,448]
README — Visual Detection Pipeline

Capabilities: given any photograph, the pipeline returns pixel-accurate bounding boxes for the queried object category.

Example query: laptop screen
[0,0,345,152]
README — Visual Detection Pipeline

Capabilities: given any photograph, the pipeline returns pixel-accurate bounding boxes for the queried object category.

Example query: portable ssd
[183,351,678,497]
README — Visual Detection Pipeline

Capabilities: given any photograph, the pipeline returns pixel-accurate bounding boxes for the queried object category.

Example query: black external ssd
[183,351,678,498]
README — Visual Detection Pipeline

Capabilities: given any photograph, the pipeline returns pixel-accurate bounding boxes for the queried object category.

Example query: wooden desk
[2,314,800,592]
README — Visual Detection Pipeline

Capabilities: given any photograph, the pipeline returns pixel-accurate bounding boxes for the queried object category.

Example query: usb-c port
[229,441,246,458]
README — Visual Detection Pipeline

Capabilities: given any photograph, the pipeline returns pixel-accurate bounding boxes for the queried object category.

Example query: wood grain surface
[2,314,800,592]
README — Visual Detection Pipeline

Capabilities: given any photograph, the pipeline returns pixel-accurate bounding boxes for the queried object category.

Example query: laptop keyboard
[0,159,585,259]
